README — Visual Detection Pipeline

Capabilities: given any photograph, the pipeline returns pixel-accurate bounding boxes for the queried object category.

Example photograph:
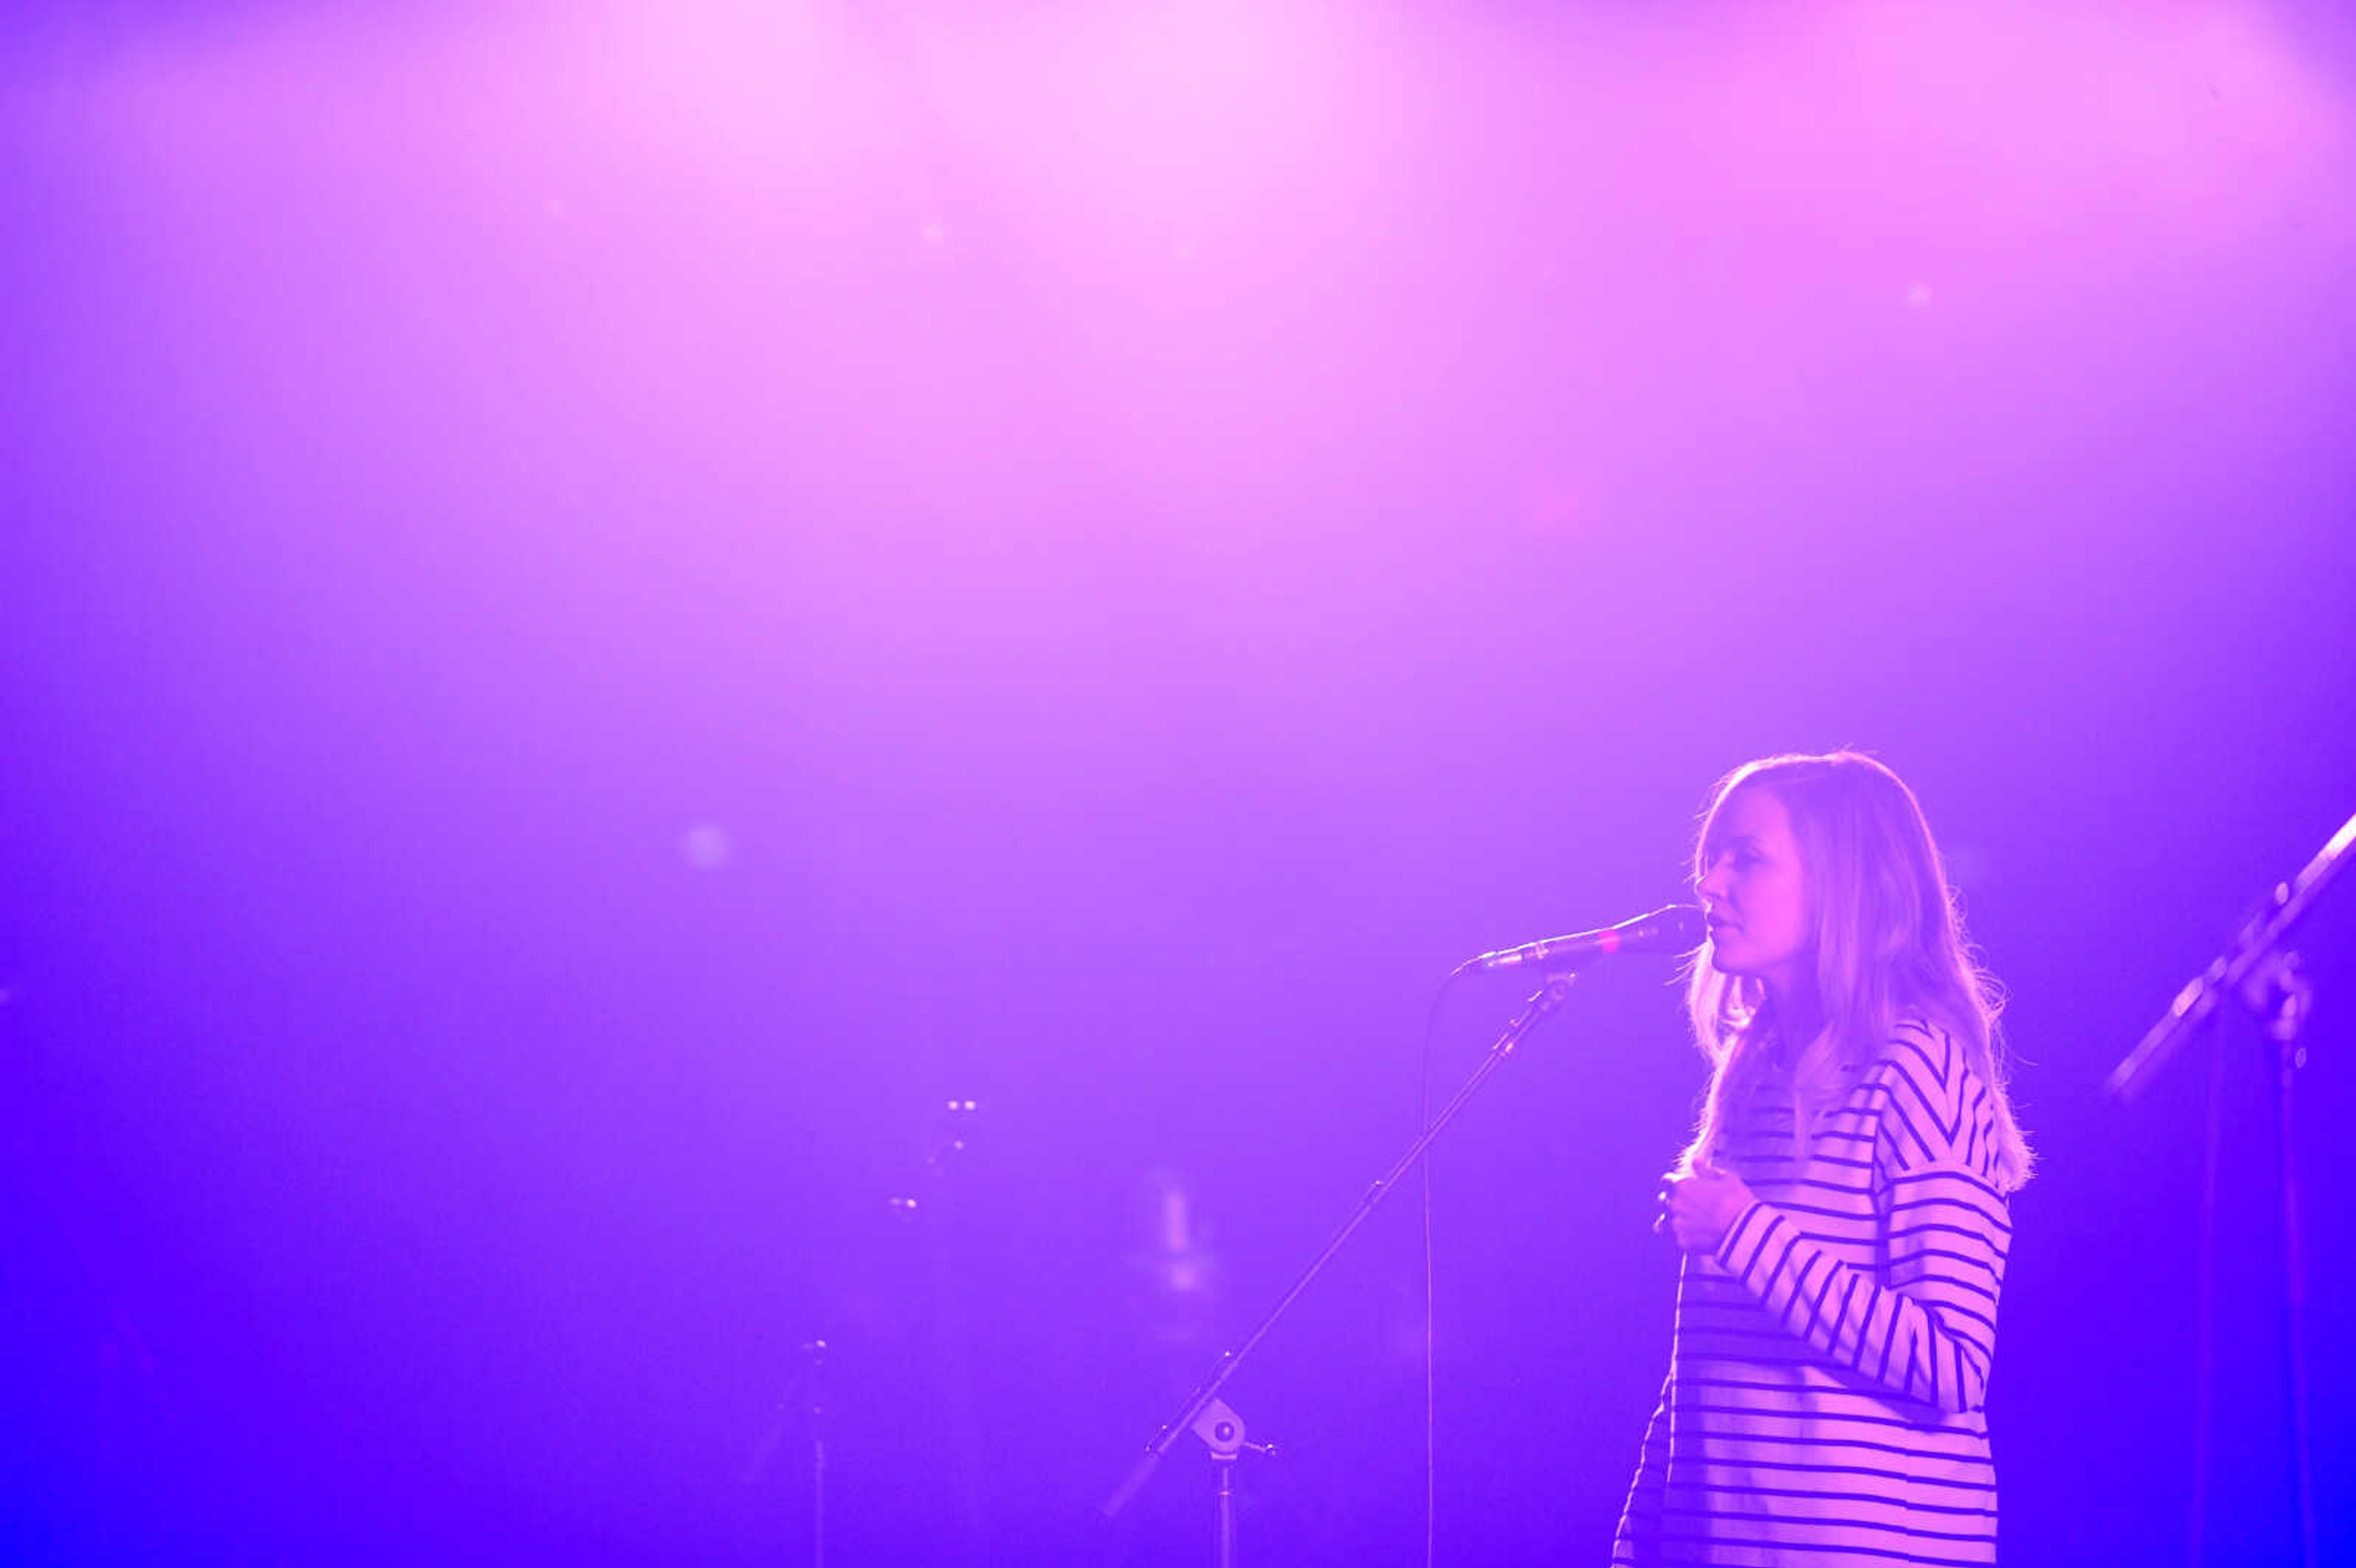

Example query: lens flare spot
[680,822,734,870]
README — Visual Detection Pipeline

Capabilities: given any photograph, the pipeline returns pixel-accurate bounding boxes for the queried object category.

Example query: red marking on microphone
[1598,931,1622,955]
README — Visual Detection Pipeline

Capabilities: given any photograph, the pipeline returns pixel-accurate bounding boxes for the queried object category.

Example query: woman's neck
[1766,983,1826,1061]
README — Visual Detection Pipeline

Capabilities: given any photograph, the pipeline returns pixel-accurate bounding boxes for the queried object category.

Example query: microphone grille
[1650,904,1706,948]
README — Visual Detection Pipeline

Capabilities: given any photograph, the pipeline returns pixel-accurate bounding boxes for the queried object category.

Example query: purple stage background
[4,2,2354,1562]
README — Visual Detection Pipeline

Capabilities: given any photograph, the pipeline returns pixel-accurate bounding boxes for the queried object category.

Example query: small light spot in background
[921,220,945,247]
[542,194,571,223]
[1906,282,1934,308]
[680,822,734,870]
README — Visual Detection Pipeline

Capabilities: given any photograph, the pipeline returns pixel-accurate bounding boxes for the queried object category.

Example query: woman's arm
[1713,1156,2009,1414]
[1668,1027,2014,1415]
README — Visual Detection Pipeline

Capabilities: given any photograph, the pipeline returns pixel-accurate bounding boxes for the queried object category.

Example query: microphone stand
[807,1339,828,1568]
[1102,973,1580,1564]
[738,1338,830,1566]
[2107,804,2355,1568]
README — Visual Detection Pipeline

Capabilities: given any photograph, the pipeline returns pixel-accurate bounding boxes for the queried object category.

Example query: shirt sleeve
[1709,1023,2014,1415]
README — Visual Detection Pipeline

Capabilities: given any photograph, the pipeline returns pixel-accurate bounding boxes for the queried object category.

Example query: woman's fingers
[1657,1164,1751,1253]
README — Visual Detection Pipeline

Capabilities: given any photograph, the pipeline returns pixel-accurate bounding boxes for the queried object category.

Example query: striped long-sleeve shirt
[1611,1018,2015,1566]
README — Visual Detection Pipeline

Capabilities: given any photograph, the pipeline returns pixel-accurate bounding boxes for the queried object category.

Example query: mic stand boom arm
[1101,973,1579,1521]
[2106,804,2356,1100]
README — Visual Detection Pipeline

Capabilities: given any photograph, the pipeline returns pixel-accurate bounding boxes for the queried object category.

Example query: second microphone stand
[2108,804,2355,1568]
[1102,972,1580,1564]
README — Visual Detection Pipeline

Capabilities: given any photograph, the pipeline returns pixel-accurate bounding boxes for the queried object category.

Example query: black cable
[1415,977,1455,1568]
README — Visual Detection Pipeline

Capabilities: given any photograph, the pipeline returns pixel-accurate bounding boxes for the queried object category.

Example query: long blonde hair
[1680,751,2033,1191]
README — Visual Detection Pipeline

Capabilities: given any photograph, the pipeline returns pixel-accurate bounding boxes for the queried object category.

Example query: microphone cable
[1415,978,1452,1568]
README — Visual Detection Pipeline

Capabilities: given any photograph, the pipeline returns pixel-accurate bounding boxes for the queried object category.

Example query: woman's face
[1696,784,1814,997]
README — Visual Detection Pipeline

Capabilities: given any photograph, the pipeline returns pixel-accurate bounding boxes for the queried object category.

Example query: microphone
[1454,904,1704,977]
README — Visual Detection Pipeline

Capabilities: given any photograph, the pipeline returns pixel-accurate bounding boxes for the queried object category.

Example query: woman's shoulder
[1861,1015,1992,1115]
[1881,1012,1979,1082]
[1868,1015,2003,1166]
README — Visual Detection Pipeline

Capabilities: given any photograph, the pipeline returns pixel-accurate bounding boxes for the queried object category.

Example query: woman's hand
[1658,1161,1756,1256]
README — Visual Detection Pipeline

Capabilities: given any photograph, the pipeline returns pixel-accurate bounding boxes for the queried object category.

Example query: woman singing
[1612,751,2032,1566]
